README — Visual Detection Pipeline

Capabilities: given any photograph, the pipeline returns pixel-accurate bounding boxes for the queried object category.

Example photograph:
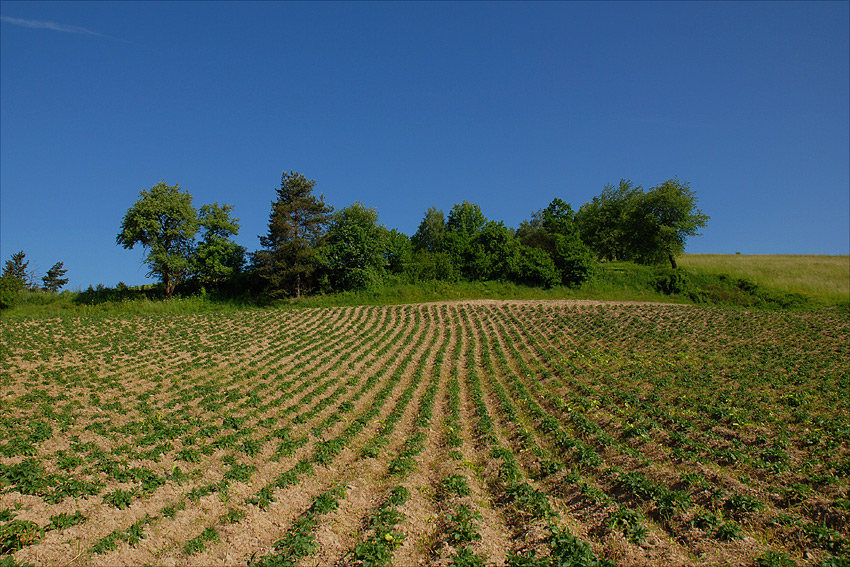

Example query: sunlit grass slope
[679,254,849,305]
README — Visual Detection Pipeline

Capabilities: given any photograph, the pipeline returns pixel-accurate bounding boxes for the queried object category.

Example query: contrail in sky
[0,15,128,42]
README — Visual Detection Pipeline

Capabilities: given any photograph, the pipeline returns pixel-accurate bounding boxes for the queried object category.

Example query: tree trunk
[668,254,678,269]
[165,275,176,300]
[295,272,301,299]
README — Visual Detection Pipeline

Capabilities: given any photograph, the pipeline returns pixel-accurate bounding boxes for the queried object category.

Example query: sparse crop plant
[0,301,846,566]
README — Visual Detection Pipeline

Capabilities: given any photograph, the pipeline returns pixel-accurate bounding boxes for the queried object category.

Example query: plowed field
[1,301,848,566]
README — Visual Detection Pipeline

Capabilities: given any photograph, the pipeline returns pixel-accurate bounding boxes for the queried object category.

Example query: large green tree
[629,178,709,269]
[576,178,708,268]
[2,251,29,287]
[443,201,489,281]
[411,207,446,254]
[194,203,245,286]
[316,202,388,292]
[382,228,413,274]
[576,180,643,262]
[518,198,595,286]
[255,171,333,298]
[117,181,199,299]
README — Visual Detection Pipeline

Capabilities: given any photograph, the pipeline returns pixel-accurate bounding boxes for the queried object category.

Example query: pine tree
[255,171,333,298]
[42,261,69,292]
[0,251,29,309]
[2,251,29,285]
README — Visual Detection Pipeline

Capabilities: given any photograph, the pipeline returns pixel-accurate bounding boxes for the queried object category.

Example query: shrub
[655,267,689,295]
[554,234,596,287]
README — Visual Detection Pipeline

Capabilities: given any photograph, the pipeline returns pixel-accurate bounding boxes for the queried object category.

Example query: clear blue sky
[2,1,848,290]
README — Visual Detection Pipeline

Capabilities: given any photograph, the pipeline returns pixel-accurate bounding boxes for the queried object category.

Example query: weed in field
[449,546,488,567]
[548,526,616,567]
[728,493,765,514]
[224,461,256,483]
[606,507,647,544]
[254,486,278,509]
[0,556,36,567]
[445,504,482,545]
[714,521,744,541]
[803,522,847,554]
[177,447,202,463]
[160,501,186,519]
[690,511,722,531]
[754,551,798,567]
[387,455,416,476]
[250,486,345,567]
[0,459,51,497]
[220,507,246,524]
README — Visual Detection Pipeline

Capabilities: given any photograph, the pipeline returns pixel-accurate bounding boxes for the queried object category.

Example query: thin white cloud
[0,15,127,42]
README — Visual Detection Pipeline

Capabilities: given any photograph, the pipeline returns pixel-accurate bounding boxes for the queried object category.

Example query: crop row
[1,302,847,566]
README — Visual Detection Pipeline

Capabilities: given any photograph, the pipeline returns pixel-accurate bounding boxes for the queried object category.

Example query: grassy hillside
[1,255,847,318]
[679,254,849,305]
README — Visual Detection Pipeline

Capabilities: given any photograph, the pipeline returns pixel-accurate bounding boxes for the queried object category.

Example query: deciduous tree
[519,198,595,286]
[411,207,446,253]
[117,181,199,299]
[316,202,388,292]
[194,203,245,286]
[629,178,709,269]
[576,180,643,262]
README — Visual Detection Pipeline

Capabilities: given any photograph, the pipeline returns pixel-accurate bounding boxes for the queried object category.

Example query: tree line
[0,172,708,305]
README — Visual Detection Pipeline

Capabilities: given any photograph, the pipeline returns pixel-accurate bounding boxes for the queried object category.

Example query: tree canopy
[629,178,709,269]
[49,172,707,302]
[255,171,333,298]
[316,202,388,292]
[117,181,199,299]
[42,261,69,292]
[117,181,242,299]
[194,203,245,286]
[577,178,708,268]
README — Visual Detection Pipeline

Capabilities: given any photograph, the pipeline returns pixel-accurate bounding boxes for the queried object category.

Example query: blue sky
[1,1,848,290]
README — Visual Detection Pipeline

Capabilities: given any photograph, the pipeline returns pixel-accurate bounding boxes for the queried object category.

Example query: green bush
[554,234,596,287]
[0,275,23,310]
[654,267,690,295]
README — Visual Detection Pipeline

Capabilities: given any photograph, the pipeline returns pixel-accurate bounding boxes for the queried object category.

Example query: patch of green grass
[4,255,845,317]
[679,254,849,305]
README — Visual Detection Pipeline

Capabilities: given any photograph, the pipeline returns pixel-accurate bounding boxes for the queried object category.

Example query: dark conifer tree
[42,261,69,292]
[255,171,333,297]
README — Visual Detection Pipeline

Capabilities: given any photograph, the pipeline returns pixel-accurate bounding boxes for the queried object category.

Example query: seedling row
[1,302,847,566]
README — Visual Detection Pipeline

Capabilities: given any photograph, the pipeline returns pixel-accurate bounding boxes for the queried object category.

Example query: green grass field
[679,254,849,305]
